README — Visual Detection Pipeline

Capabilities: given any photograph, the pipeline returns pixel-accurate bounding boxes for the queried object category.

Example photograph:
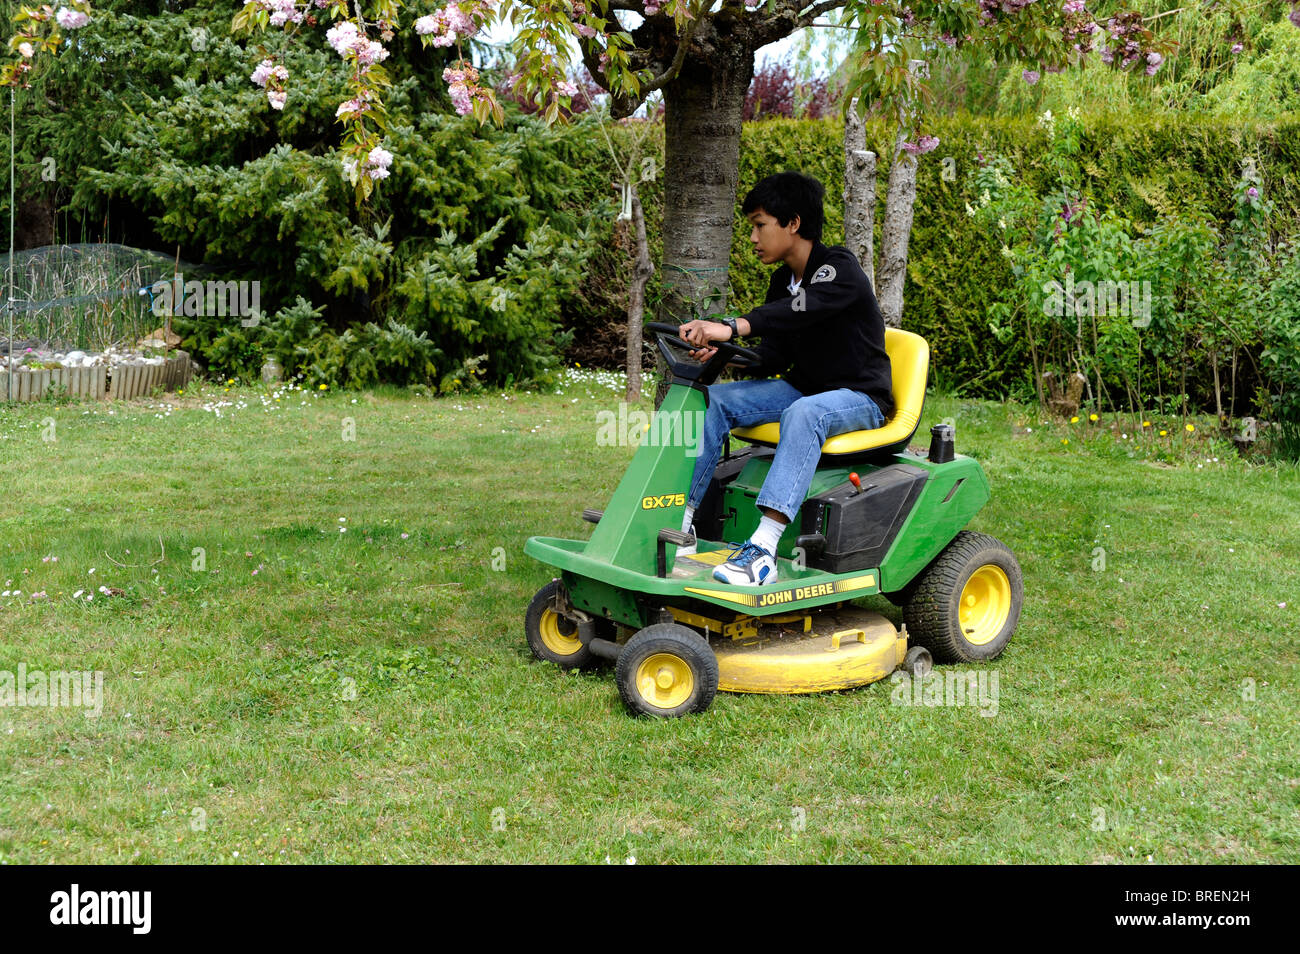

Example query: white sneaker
[676,525,698,557]
[712,542,778,586]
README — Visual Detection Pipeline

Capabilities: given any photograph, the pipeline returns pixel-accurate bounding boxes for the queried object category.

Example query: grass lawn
[0,370,1296,864]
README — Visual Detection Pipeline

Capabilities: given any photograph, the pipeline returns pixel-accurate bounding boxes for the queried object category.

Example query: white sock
[749,515,786,555]
[681,506,695,535]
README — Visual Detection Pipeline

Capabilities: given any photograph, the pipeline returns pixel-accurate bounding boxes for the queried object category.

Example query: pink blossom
[18,42,33,58]
[368,146,393,169]
[417,4,482,47]
[447,4,475,35]
[251,59,275,87]
[357,39,389,66]
[55,7,90,29]
[645,0,662,13]
[1023,69,1040,85]
[326,21,360,56]
[938,33,957,48]
[449,83,472,115]
[1230,42,1243,53]
[267,89,288,110]
[1062,0,1086,12]
[576,23,597,38]
[265,0,302,28]
[557,80,579,97]
[902,135,939,155]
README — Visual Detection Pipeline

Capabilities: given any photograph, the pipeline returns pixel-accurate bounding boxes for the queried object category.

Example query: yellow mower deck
[667,601,907,695]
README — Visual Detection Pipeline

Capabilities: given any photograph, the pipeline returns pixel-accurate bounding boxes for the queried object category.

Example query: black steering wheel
[644,321,762,387]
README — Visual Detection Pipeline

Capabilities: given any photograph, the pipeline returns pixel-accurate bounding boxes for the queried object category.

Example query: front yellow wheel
[616,624,718,717]
[634,653,695,710]
[538,609,584,657]
[525,580,596,670]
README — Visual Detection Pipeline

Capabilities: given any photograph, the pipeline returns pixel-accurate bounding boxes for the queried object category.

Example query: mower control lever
[656,528,696,578]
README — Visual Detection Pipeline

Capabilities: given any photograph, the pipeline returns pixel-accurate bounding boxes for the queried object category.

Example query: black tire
[883,578,921,608]
[615,624,718,717]
[902,531,1023,663]
[525,580,596,670]
[902,645,933,678]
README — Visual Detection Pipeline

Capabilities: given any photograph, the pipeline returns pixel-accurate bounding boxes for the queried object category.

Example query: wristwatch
[721,317,739,340]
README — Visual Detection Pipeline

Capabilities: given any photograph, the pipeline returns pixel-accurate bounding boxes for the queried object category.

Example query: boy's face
[746,208,801,266]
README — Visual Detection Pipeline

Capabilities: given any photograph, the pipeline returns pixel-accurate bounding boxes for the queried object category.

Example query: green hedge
[563,112,1300,405]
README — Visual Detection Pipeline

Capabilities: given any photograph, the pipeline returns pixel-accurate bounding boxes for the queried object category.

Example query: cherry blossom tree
[225,0,1230,323]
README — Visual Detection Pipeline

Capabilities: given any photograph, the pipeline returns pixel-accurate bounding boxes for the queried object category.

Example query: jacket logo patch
[811,264,836,284]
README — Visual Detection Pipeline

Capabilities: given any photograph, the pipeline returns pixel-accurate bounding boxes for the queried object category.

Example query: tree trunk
[653,45,755,405]
[843,99,877,289]
[876,129,917,329]
[625,190,653,404]
[660,48,754,323]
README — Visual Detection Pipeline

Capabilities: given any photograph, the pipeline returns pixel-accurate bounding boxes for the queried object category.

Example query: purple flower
[1291,7,1300,29]
[1023,69,1041,85]
[1231,42,1243,54]
[1247,186,1259,198]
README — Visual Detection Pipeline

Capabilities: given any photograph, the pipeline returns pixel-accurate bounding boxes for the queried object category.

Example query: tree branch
[639,15,701,95]
[796,0,843,28]
[751,1,806,47]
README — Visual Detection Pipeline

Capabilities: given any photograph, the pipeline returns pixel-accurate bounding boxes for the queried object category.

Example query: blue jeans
[687,379,886,523]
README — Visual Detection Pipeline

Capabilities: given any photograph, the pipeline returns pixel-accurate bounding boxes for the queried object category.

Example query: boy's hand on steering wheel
[678,319,731,348]
[688,346,719,363]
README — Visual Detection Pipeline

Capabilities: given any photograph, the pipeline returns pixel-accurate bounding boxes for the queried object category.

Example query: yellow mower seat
[730,327,929,457]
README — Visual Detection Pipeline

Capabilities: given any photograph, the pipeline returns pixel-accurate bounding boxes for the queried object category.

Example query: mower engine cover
[800,464,929,573]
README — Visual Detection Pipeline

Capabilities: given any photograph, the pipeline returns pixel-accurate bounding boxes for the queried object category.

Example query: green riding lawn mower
[523,322,1024,717]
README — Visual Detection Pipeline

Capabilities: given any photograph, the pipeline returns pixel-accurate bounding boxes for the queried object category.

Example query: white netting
[0,243,192,355]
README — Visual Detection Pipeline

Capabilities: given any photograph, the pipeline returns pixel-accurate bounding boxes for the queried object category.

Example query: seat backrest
[883,326,929,441]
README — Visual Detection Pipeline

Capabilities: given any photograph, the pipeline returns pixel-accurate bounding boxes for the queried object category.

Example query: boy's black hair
[742,171,825,242]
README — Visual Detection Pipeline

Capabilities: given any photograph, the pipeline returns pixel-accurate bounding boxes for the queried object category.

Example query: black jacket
[738,241,894,418]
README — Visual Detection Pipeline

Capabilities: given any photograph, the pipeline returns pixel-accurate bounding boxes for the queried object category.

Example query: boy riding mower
[523,321,1023,717]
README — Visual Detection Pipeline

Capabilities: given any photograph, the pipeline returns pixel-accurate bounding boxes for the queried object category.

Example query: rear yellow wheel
[525,580,596,670]
[616,624,718,717]
[903,532,1022,663]
[958,565,1012,646]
